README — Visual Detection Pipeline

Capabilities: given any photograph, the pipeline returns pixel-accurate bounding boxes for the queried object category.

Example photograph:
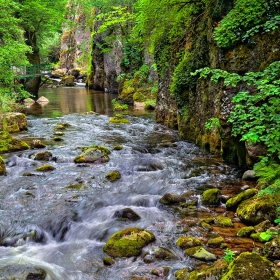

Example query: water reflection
[25,87,117,118]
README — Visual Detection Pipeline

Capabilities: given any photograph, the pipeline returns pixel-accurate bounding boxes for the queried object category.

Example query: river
[0,86,245,279]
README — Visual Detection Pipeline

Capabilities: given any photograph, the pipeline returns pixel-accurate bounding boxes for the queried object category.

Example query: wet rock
[207,236,226,248]
[220,252,280,279]
[254,220,273,233]
[54,122,72,130]
[0,112,28,133]
[23,172,35,177]
[109,115,130,124]
[103,257,115,266]
[180,198,198,208]
[24,98,35,106]
[53,131,65,136]
[188,259,228,280]
[215,215,233,227]
[242,170,257,181]
[159,192,193,205]
[184,246,217,261]
[200,221,213,231]
[62,75,75,86]
[74,146,110,164]
[261,236,280,259]
[143,247,177,262]
[236,226,255,237]
[0,264,47,279]
[175,268,190,280]
[176,236,202,250]
[113,145,123,150]
[150,267,169,277]
[0,156,6,176]
[34,151,52,161]
[113,208,141,221]
[103,227,155,258]
[201,188,221,206]
[226,188,257,210]
[36,164,56,172]
[236,195,278,225]
[36,96,49,103]
[31,139,46,149]
[53,136,63,141]
[105,170,121,182]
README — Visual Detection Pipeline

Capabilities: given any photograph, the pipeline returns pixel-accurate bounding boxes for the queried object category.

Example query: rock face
[103,227,155,258]
[154,0,280,168]
[221,252,280,280]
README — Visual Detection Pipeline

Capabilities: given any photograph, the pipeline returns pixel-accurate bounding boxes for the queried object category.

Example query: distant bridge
[11,64,52,79]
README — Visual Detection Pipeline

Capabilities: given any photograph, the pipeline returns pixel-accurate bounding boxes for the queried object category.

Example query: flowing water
[0,87,244,279]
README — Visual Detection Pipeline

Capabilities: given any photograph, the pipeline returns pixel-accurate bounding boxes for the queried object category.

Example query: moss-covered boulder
[184,246,217,261]
[236,195,278,225]
[36,164,56,172]
[31,139,46,149]
[103,228,155,258]
[113,145,123,150]
[175,268,190,280]
[262,236,280,259]
[226,188,257,210]
[109,115,130,124]
[0,156,6,176]
[74,146,110,164]
[0,264,46,279]
[201,188,221,206]
[34,151,52,161]
[113,208,141,221]
[176,236,202,250]
[221,252,280,280]
[236,226,255,237]
[105,170,121,182]
[54,122,72,131]
[0,113,28,133]
[215,215,233,227]
[188,259,228,280]
[207,236,225,248]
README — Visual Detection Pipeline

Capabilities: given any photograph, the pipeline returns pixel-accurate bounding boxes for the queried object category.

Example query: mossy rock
[226,188,258,210]
[120,79,135,103]
[175,268,190,280]
[54,122,71,131]
[200,221,213,231]
[34,151,52,161]
[31,139,46,149]
[215,215,233,227]
[207,236,225,248]
[201,188,221,206]
[0,131,29,153]
[236,226,255,237]
[36,164,56,172]
[254,220,273,233]
[221,252,280,280]
[159,193,186,205]
[62,75,75,86]
[74,146,110,164]
[53,136,63,142]
[113,145,123,150]
[188,259,228,280]
[154,247,178,261]
[103,257,115,266]
[150,267,169,277]
[236,195,278,225]
[105,170,121,182]
[103,227,155,258]
[0,113,28,133]
[250,232,268,243]
[0,156,6,176]
[109,115,130,124]
[176,236,202,250]
[262,236,280,259]
[184,246,217,261]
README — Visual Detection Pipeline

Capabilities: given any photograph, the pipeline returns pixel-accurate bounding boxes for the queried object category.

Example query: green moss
[221,252,280,280]
[201,188,221,206]
[103,227,155,258]
[175,268,190,280]
[226,189,258,210]
[109,115,130,124]
[207,236,225,248]
[105,170,121,182]
[103,257,115,266]
[176,236,201,250]
[215,215,233,227]
[113,145,123,150]
[250,232,268,243]
[36,164,56,172]
[236,226,255,237]
[74,155,85,163]
[0,156,6,176]
[185,246,217,261]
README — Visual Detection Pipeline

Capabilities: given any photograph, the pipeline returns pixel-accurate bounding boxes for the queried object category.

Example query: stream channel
[0,86,249,279]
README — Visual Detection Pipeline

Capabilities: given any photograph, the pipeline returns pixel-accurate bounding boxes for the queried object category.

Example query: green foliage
[254,161,280,184]
[133,64,150,85]
[111,98,128,111]
[193,61,280,161]
[205,117,224,139]
[260,230,278,241]
[144,99,156,108]
[223,248,235,264]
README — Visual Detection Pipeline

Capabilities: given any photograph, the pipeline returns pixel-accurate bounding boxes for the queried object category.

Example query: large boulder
[221,252,280,280]
[103,227,155,258]
[236,195,278,225]
[0,156,6,176]
[74,146,110,164]
[0,113,28,133]
[226,188,258,210]
[0,131,29,153]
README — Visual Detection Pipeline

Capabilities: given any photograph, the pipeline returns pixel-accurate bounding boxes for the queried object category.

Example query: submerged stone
[103,227,155,258]
[221,252,280,279]
[201,188,221,206]
[105,170,121,182]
